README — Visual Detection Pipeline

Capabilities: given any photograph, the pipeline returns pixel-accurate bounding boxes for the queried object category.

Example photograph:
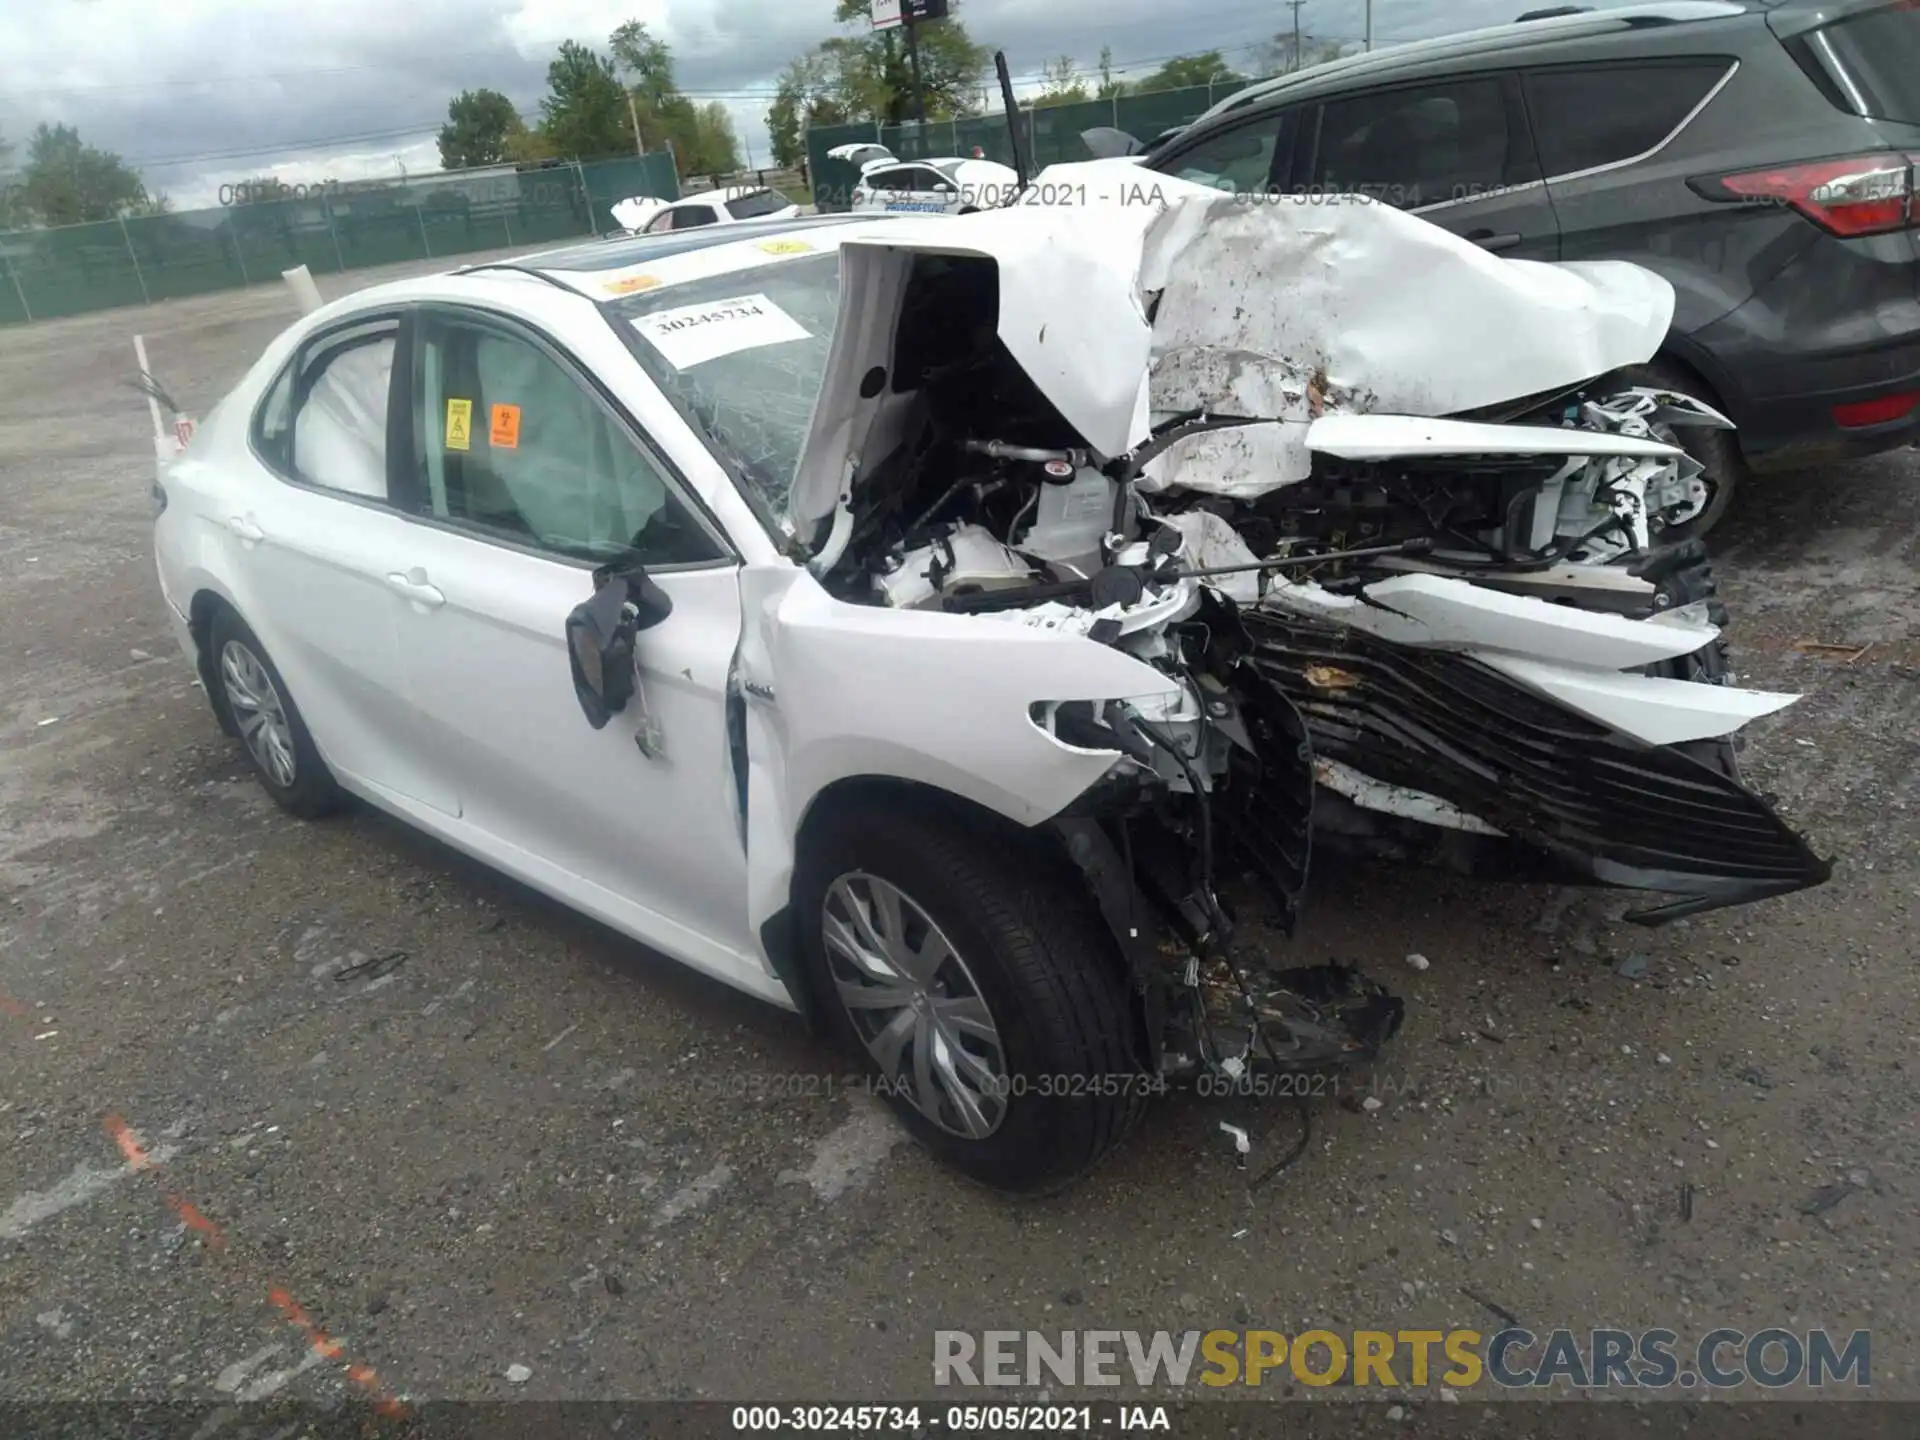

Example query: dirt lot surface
[2,251,1916,1425]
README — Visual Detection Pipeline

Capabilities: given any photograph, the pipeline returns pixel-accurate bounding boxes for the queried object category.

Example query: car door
[382,302,760,967]
[233,310,460,815]
[1302,74,1562,258]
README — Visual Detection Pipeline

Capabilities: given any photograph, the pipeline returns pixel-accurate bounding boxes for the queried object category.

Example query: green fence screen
[0,151,681,328]
[804,77,1276,212]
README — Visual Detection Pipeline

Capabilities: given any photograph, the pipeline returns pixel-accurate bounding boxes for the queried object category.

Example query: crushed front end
[777,170,1832,1099]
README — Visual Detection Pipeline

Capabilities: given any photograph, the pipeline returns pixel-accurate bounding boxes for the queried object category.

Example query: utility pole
[903,3,928,126]
[1365,0,1374,51]
[627,92,647,154]
[1287,0,1308,69]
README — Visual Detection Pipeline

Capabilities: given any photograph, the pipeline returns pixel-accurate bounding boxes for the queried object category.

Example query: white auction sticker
[632,294,810,368]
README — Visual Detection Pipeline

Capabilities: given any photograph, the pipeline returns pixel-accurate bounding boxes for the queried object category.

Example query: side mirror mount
[565,562,673,730]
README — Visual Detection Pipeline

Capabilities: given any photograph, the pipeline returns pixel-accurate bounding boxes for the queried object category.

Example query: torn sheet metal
[1125,173,1676,496]
[788,161,1680,529]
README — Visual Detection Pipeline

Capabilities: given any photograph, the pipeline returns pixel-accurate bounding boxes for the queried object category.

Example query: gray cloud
[3,0,1635,208]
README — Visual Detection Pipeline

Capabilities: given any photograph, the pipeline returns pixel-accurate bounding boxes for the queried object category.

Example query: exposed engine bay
[781,174,1832,1094]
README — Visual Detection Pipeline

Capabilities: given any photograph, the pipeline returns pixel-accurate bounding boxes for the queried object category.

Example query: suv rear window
[726,189,790,220]
[1796,3,1920,124]
[1524,60,1732,177]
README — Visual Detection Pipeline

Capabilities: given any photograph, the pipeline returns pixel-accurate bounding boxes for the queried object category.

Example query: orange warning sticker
[489,403,521,449]
[605,274,662,295]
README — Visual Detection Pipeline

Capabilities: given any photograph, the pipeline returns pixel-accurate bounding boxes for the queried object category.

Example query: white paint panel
[1477,653,1800,745]
[1307,413,1685,461]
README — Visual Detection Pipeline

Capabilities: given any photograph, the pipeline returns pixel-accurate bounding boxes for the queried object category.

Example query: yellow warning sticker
[445,397,472,451]
[758,238,812,255]
[604,274,663,295]
[489,403,521,450]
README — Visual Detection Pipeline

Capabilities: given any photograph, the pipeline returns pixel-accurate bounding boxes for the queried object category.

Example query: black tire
[794,795,1149,1195]
[1616,359,1743,542]
[208,607,346,820]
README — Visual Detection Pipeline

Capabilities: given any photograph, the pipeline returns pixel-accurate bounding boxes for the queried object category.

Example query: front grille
[1236,608,1833,918]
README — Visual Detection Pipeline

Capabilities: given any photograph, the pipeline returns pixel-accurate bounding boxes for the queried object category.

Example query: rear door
[1301,74,1563,258]
[233,311,460,815]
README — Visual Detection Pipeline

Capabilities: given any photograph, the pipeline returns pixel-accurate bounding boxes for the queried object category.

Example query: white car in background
[148,183,1827,1195]
[611,185,801,235]
[829,143,1019,215]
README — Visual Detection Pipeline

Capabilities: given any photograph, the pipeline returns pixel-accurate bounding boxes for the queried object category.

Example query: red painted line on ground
[102,1113,407,1418]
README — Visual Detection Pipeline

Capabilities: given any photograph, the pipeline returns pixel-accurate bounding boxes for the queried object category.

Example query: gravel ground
[1,250,1916,1423]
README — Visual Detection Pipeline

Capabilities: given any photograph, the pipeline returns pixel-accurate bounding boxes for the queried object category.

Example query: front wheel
[794,797,1149,1194]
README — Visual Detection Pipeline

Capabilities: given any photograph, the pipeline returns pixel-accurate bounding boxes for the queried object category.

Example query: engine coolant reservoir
[1019,464,1115,576]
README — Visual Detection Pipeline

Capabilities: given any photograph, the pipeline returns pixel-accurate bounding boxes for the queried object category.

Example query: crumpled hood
[786,161,1677,534]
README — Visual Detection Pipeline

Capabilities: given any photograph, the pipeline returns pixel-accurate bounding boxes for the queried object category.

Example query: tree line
[436,21,741,174]
[0,5,1348,230]
[0,124,167,230]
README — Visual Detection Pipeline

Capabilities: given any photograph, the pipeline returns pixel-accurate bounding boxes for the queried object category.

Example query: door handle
[385,571,446,609]
[1466,230,1523,252]
[227,516,265,543]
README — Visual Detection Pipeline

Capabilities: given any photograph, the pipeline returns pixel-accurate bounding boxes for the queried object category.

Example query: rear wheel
[1617,359,1743,541]
[209,608,346,819]
[794,796,1149,1194]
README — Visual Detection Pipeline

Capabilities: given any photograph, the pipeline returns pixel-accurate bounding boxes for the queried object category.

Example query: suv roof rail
[1177,0,1749,135]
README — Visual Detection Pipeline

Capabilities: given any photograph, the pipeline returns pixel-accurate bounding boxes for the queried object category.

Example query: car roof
[1176,0,1753,133]
[512,214,870,274]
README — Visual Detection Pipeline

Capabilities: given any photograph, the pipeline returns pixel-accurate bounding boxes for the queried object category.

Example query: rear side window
[1311,79,1516,208]
[726,190,789,219]
[252,318,398,502]
[1795,4,1920,124]
[1524,61,1732,177]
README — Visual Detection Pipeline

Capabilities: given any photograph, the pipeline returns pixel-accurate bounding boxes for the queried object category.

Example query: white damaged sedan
[151,177,1829,1192]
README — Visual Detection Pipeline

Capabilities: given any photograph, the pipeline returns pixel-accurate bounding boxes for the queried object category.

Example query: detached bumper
[1235,609,1833,922]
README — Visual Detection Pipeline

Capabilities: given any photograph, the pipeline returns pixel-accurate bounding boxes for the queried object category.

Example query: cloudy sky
[1,0,1644,209]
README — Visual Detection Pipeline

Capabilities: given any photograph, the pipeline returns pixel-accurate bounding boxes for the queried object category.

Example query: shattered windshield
[608,254,841,523]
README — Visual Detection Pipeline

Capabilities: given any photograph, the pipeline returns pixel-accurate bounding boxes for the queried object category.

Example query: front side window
[1163,119,1283,195]
[1312,78,1514,209]
[1524,60,1732,177]
[253,318,396,501]
[412,311,725,567]
[609,255,840,520]
[672,205,719,229]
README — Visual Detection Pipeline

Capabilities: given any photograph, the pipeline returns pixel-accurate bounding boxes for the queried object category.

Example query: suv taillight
[1692,154,1917,237]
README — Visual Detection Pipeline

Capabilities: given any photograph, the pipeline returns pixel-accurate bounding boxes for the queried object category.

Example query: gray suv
[1127,0,1920,535]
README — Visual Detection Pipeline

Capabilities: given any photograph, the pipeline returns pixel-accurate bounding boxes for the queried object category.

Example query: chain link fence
[804,77,1274,211]
[0,151,681,327]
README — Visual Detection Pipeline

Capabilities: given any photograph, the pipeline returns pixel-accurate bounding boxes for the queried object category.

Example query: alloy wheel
[822,872,1009,1140]
[220,640,297,789]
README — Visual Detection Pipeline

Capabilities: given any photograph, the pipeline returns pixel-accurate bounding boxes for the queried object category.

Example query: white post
[1366,0,1374,51]
[119,213,151,305]
[2,247,28,322]
[282,264,324,315]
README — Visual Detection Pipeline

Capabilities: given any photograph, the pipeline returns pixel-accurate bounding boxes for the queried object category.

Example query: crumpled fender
[735,563,1181,942]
